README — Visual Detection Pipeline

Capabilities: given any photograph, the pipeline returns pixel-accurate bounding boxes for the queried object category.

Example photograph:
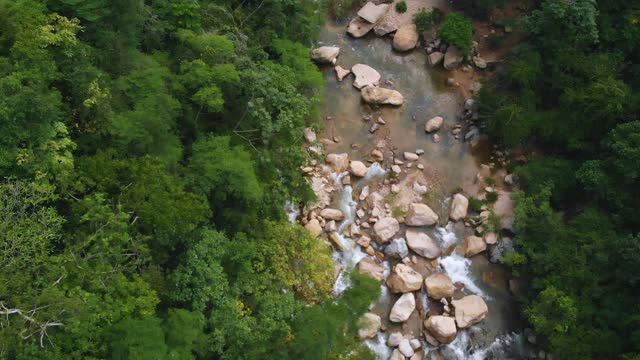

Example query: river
[309,11,531,360]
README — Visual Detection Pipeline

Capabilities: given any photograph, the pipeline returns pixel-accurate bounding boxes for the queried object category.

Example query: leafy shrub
[486,191,499,203]
[395,1,407,13]
[414,8,444,33]
[439,12,474,54]
[469,197,487,212]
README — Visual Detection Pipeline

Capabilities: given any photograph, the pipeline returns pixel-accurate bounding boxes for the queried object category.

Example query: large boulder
[443,46,463,70]
[311,46,340,64]
[405,229,441,259]
[393,24,419,51]
[357,312,382,340]
[373,217,399,243]
[320,208,345,221]
[424,273,455,300]
[425,116,444,133]
[357,2,390,23]
[349,161,368,177]
[459,235,486,257]
[304,219,323,238]
[424,316,457,344]
[405,203,439,226]
[389,292,416,322]
[357,257,385,281]
[452,295,488,328]
[449,194,469,222]
[326,153,349,172]
[389,349,405,360]
[347,17,376,38]
[387,264,423,293]
[427,52,444,67]
[352,64,381,89]
[361,86,404,106]
[385,238,409,259]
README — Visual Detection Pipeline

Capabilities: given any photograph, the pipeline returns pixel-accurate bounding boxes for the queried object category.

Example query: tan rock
[460,235,487,257]
[389,349,405,360]
[311,46,340,64]
[424,316,457,344]
[428,51,444,67]
[405,203,439,226]
[361,85,404,106]
[357,257,385,281]
[347,17,375,38]
[387,264,423,293]
[449,193,469,222]
[349,160,368,177]
[393,24,418,51]
[357,312,381,340]
[326,153,349,172]
[373,217,399,242]
[443,46,463,70]
[389,292,416,322]
[452,295,488,328]
[357,2,390,23]
[425,116,444,133]
[351,64,381,89]
[304,219,323,238]
[424,273,455,300]
[484,231,498,245]
[320,208,345,221]
[405,229,441,259]
[334,65,351,81]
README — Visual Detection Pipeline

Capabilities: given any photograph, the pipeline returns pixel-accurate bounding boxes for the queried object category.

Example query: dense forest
[474,0,640,359]
[1,0,640,359]
[0,0,380,359]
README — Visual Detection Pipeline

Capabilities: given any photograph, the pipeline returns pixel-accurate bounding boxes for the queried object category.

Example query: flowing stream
[315,15,529,360]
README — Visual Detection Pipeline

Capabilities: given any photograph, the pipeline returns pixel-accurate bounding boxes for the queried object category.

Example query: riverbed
[315,15,528,360]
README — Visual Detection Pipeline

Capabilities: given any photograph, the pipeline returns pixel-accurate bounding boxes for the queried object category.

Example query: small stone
[371,149,384,161]
[377,117,386,125]
[417,164,424,170]
[398,338,415,357]
[391,165,402,174]
[432,134,441,143]
[409,339,421,350]
[334,65,351,81]
[341,175,351,185]
[369,123,380,133]
[425,116,444,133]
[415,149,424,155]
[387,332,404,347]
[404,152,419,161]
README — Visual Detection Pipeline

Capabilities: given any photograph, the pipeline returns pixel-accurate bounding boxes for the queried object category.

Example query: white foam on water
[364,332,390,360]
[360,162,386,184]
[284,200,300,224]
[434,222,458,248]
[440,253,486,298]
[437,330,527,360]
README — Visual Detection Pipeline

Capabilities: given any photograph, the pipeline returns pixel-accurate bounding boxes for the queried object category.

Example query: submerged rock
[311,46,340,64]
[425,116,444,133]
[352,64,381,89]
[361,85,404,106]
[334,65,351,81]
[389,292,416,322]
[451,295,488,328]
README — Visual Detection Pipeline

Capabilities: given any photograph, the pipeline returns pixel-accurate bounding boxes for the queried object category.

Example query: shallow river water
[315,17,529,360]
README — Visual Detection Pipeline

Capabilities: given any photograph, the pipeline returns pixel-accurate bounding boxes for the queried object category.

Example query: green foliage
[439,12,473,55]
[468,197,486,212]
[525,286,578,336]
[526,0,599,49]
[414,8,443,33]
[396,1,407,14]
[109,316,169,360]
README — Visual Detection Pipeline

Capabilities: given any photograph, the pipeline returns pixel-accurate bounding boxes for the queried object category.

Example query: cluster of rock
[311,47,404,106]
[425,37,487,72]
